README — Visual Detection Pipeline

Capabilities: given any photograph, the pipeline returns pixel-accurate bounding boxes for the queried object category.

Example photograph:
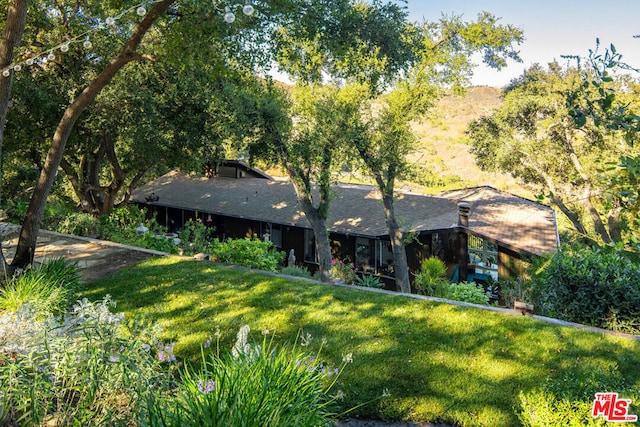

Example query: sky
[404,0,640,87]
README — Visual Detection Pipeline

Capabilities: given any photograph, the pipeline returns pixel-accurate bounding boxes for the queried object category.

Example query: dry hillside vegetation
[408,86,525,194]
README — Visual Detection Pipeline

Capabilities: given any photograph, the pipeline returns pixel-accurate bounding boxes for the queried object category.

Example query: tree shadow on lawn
[82,259,640,426]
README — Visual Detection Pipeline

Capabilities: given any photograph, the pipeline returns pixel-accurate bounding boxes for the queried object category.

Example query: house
[130,161,559,288]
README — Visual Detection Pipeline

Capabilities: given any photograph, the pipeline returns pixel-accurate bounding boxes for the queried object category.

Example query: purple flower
[203,337,212,349]
[157,342,176,362]
[197,379,216,395]
[109,355,120,363]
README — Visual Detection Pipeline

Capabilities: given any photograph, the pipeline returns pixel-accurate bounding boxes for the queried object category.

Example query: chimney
[456,202,471,283]
[457,202,471,227]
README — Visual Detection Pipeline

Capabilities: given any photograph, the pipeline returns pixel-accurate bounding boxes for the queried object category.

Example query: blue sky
[404,0,640,87]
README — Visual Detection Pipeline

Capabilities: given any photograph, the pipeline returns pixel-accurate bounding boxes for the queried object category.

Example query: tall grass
[143,326,344,427]
[0,258,79,316]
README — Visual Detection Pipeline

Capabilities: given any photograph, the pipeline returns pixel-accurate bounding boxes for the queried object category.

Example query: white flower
[232,325,251,359]
[342,352,353,363]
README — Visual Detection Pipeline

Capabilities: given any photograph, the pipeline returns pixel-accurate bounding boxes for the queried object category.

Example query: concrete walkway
[1,224,164,282]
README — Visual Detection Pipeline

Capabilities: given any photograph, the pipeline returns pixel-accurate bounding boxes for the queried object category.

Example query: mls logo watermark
[592,392,638,423]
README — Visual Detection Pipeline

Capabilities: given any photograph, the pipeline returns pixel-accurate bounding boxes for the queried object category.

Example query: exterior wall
[498,247,530,280]
[137,202,530,287]
[282,227,306,268]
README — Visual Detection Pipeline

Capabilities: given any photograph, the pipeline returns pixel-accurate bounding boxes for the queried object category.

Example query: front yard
[81,256,640,426]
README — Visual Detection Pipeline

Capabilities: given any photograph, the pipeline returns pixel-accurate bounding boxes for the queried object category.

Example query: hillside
[408,86,527,195]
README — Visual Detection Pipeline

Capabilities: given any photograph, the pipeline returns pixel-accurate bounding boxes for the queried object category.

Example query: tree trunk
[11,0,176,268]
[298,195,332,282]
[381,193,411,293]
[560,122,611,243]
[579,186,611,243]
[0,0,30,280]
[537,169,587,235]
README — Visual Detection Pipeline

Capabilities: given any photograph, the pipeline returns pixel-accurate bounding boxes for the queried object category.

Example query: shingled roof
[131,171,559,256]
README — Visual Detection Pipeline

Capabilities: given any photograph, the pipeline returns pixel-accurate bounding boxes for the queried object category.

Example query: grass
[80,256,640,426]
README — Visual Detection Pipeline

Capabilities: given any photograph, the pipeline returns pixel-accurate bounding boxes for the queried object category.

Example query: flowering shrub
[0,296,169,426]
[330,259,357,284]
[141,326,347,427]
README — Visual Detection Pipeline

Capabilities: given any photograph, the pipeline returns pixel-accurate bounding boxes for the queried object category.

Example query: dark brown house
[130,162,559,286]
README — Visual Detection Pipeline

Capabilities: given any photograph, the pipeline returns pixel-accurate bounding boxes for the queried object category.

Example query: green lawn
[81,256,640,426]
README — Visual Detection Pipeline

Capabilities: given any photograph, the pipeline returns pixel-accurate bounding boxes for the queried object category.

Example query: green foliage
[211,238,285,272]
[399,163,466,189]
[280,265,313,279]
[518,362,637,427]
[446,281,490,305]
[3,199,29,223]
[354,274,383,288]
[414,257,448,294]
[0,297,167,426]
[329,259,357,284]
[144,326,343,427]
[414,258,488,304]
[100,206,179,254]
[530,245,640,334]
[57,212,102,236]
[0,258,80,317]
[177,219,216,256]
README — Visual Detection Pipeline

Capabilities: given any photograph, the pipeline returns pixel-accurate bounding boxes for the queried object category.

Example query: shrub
[518,363,637,426]
[177,219,216,255]
[0,258,80,316]
[414,257,448,295]
[530,245,640,334]
[354,274,383,288]
[211,238,284,272]
[280,265,313,279]
[446,281,489,305]
[141,326,345,427]
[0,297,168,426]
[101,206,179,254]
[57,212,102,236]
[329,260,357,284]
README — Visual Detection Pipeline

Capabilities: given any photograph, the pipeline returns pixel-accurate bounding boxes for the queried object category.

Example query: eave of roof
[131,172,559,256]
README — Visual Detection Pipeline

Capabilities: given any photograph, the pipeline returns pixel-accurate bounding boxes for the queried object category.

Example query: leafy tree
[0,0,381,276]
[266,6,524,291]
[6,0,182,273]
[0,0,29,199]
[59,61,220,214]
[276,83,370,282]
[349,13,524,293]
[564,42,640,247]
[468,61,639,245]
[249,0,424,283]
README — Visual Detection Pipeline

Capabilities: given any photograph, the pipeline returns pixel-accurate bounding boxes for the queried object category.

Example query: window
[468,234,498,280]
[304,229,316,263]
[356,237,375,273]
[271,224,282,248]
